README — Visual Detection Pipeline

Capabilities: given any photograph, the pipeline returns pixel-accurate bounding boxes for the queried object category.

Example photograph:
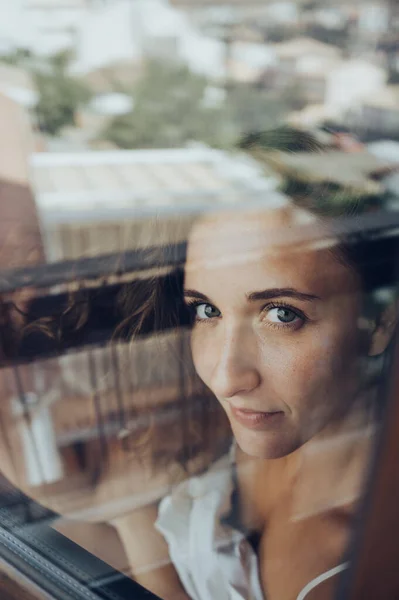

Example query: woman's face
[184,207,365,459]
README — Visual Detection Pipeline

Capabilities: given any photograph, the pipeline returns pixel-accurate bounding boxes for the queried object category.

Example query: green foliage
[101,61,231,149]
[388,68,399,85]
[226,86,287,139]
[263,26,296,43]
[239,126,387,217]
[238,125,323,152]
[33,51,92,136]
[279,81,308,112]
[303,25,350,50]
[280,176,384,216]
[0,47,32,66]
[100,61,294,149]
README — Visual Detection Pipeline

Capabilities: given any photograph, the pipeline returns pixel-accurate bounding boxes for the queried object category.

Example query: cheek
[190,327,216,385]
[258,323,361,414]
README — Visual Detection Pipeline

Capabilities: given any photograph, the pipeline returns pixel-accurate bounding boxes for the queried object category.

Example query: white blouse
[155,449,348,600]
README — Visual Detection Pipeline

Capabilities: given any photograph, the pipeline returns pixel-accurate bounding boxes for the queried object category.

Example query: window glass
[0,2,398,600]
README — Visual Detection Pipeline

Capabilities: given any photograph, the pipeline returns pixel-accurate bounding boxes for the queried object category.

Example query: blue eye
[267,307,299,324]
[194,303,221,320]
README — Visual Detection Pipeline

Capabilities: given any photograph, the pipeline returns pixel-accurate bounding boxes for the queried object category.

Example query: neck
[235,392,378,521]
[290,395,377,519]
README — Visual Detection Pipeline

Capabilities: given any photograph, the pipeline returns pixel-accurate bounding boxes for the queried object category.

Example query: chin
[234,428,301,460]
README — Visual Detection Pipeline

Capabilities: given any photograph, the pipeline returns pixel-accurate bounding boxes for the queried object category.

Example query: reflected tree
[33,51,92,136]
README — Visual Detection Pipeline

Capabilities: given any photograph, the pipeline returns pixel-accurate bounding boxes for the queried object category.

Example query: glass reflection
[0,1,398,599]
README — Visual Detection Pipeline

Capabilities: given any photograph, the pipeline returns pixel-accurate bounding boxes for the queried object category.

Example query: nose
[210,322,261,399]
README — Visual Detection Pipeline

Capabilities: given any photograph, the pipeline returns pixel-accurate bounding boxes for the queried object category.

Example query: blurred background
[0,0,399,586]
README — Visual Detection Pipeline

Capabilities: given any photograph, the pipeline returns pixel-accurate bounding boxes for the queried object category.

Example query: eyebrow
[183,290,212,302]
[247,288,321,302]
[183,288,321,303]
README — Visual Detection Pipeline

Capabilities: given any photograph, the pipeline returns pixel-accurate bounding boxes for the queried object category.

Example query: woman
[118,196,399,600]
[7,188,396,599]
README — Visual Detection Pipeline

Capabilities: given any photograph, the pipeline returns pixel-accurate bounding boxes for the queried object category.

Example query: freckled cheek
[257,328,358,405]
[190,328,218,385]
[257,339,315,397]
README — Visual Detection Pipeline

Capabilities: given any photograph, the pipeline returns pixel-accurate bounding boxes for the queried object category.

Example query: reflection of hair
[19,136,399,482]
[117,205,399,339]
[116,124,399,341]
[112,199,399,471]
[16,199,398,492]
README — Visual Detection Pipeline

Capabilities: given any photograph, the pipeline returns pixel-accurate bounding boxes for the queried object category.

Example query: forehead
[185,207,360,297]
[187,207,317,259]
